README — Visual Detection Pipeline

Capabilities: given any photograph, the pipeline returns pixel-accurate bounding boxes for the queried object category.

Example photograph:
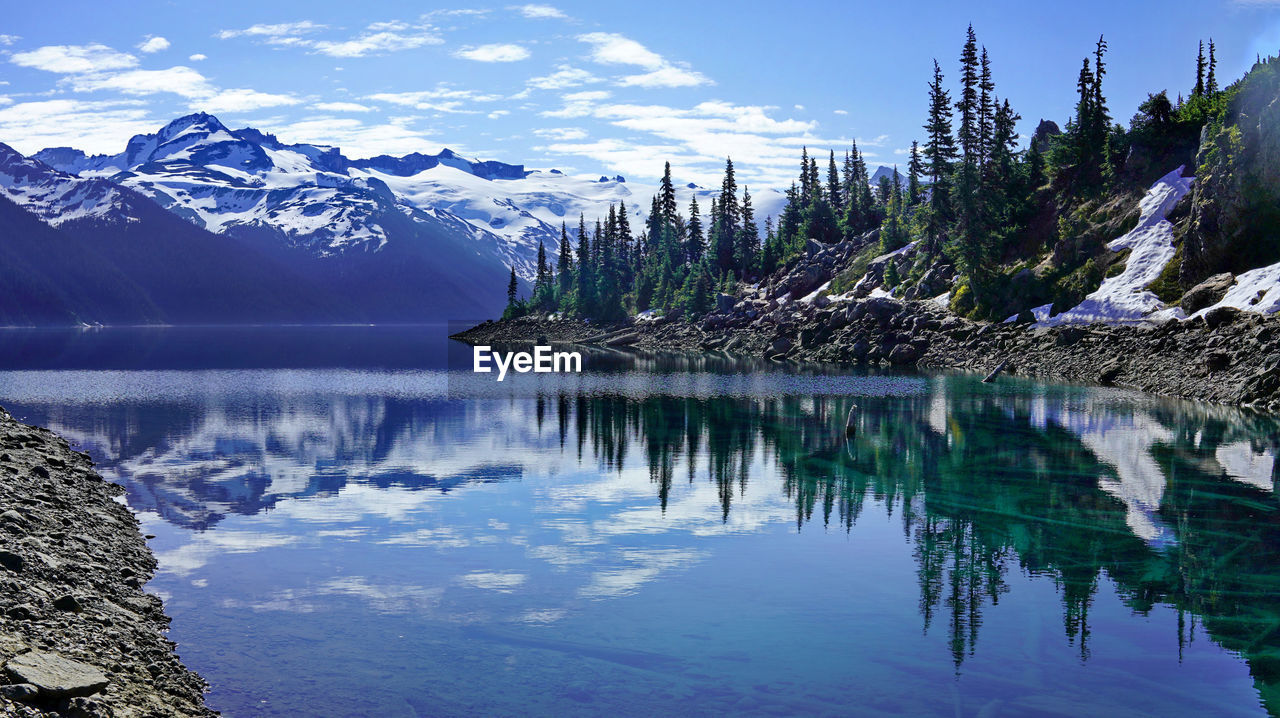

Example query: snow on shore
[1038,167,1194,326]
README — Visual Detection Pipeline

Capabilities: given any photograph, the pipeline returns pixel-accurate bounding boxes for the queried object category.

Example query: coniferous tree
[907,141,924,206]
[574,214,594,314]
[956,25,981,163]
[978,47,995,166]
[1091,35,1112,184]
[536,239,549,291]
[686,196,705,264]
[798,147,813,207]
[506,266,518,307]
[1194,40,1206,97]
[737,187,759,277]
[881,168,908,253]
[827,151,842,212]
[923,60,957,256]
[1206,39,1218,94]
[557,222,572,296]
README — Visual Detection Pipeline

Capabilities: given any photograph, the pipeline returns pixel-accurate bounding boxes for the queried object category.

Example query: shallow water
[0,326,1277,717]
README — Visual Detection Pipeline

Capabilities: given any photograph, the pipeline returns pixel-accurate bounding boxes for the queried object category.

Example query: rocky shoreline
[453,293,1280,413]
[0,407,213,717]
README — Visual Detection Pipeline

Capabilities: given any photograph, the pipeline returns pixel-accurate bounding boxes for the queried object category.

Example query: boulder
[1203,305,1242,329]
[715,293,736,313]
[1098,359,1124,384]
[888,343,922,365]
[1181,273,1236,314]
[4,650,109,699]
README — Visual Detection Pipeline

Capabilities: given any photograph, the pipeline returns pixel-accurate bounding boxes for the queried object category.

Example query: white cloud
[0,35,22,46]
[10,44,138,74]
[539,99,830,186]
[526,65,601,90]
[199,89,302,113]
[0,99,155,155]
[138,36,171,54]
[0,97,11,107]
[577,32,664,69]
[618,65,709,88]
[576,32,710,89]
[311,27,443,58]
[188,53,208,62]
[365,86,502,114]
[72,66,213,98]
[514,4,567,18]
[216,21,327,42]
[454,43,530,63]
[217,19,441,57]
[833,109,848,115]
[541,89,612,118]
[275,117,438,158]
[487,109,511,119]
[313,101,374,112]
[533,127,587,141]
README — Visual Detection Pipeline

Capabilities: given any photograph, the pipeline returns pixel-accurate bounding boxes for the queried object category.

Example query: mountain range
[0,112,795,326]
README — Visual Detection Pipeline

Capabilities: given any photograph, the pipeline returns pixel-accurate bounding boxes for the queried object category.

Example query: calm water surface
[0,326,1277,717]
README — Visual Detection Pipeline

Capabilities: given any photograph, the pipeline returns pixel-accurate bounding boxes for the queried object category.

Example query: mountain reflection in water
[1,336,1277,717]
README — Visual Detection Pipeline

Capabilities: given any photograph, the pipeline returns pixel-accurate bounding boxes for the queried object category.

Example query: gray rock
[1181,273,1236,314]
[0,549,23,572]
[715,293,736,313]
[888,343,923,365]
[4,650,109,699]
[54,594,84,613]
[1203,305,1242,329]
[0,682,39,702]
[7,604,36,621]
[1099,360,1124,384]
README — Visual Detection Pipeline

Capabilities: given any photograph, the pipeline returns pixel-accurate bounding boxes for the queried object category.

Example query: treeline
[506,26,1242,321]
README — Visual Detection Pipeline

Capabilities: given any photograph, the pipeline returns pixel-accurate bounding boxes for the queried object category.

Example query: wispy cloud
[538,99,830,185]
[454,43,530,62]
[365,86,503,114]
[0,98,155,154]
[576,32,710,88]
[137,36,170,54]
[313,101,374,113]
[311,22,443,58]
[188,53,208,62]
[217,19,442,58]
[513,4,568,19]
[215,21,326,43]
[533,127,587,141]
[71,66,212,97]
[0,35,20,46]
[10,44,138,74]
[525,65,601,91]
[275,116,438,158]
[201,88,301,113]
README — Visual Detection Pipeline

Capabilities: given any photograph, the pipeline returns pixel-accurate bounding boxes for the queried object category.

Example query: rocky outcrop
[0,408,213,717]
[1183,59,1280,285]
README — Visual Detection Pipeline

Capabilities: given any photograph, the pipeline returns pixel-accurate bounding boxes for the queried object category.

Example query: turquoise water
[0,327,1277,717]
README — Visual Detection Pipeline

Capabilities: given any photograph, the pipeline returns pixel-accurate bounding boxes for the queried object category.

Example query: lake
[0,326,1277,717]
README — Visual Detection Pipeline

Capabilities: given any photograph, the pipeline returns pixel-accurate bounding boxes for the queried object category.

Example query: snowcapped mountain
[0,143,137,226]
[22,113,786,282]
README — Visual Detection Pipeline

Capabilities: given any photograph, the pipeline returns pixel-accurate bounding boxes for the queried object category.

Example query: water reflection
[1,353,1278,715]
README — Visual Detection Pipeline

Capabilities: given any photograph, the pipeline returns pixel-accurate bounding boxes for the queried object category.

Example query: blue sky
[2,0,1279,188]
